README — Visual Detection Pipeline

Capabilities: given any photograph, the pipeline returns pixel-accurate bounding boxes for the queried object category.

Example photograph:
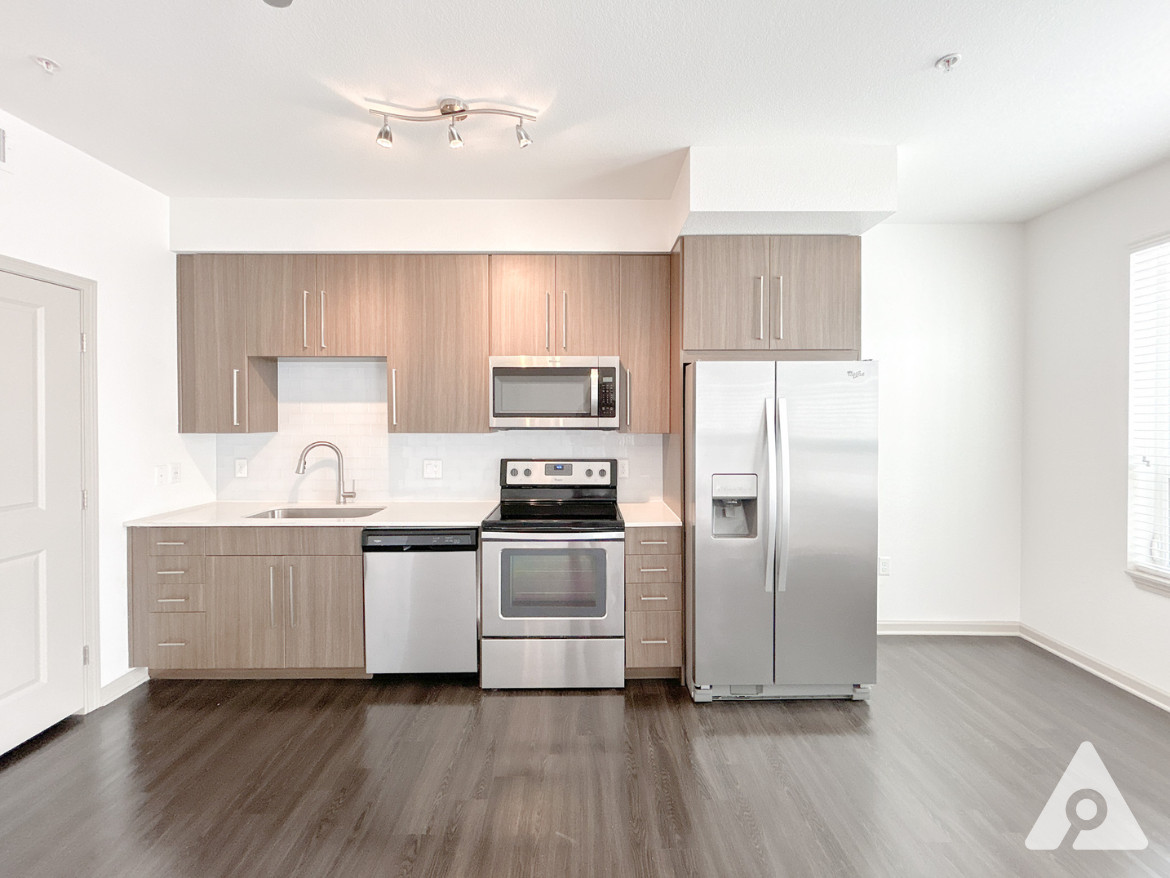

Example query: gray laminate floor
[0,636,1167,877]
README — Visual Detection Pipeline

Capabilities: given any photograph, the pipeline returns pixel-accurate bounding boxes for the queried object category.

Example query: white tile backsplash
[216,359,664,503]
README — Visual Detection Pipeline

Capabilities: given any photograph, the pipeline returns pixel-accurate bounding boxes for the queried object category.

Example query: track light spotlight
[447,120,464,149]
[515,121,532,149]
[376,115,393,148]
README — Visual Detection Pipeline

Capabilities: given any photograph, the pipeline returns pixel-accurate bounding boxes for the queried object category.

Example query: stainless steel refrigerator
[685,360,878,702]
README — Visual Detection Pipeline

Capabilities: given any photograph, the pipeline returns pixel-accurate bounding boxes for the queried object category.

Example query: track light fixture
[367,97,536,151]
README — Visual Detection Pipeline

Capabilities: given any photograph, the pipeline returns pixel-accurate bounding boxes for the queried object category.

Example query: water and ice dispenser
[711,474,758,538]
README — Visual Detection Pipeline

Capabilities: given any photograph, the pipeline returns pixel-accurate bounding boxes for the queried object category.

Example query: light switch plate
[878,557,891,576]
[423,459,442,479]
[168,462,182,484]
[235,458,248,478]
[153,465,167,487]
[618,459,630,479]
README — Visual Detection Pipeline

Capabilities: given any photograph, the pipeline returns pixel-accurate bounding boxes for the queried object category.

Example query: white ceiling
[2,0,1170,222]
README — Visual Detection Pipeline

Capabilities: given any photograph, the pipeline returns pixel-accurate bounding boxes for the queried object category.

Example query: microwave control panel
[598,370,617,418]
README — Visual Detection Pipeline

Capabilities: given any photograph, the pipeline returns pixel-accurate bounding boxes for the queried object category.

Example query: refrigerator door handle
[764,397,778,594]
[776,398,792,592]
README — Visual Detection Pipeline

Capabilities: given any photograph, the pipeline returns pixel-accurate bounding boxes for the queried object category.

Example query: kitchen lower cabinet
[128,526,365,676]
[624,525,684,677]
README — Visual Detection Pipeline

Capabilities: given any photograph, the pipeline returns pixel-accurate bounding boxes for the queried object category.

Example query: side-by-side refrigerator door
[691,360,777,685]
[773,361,878,686]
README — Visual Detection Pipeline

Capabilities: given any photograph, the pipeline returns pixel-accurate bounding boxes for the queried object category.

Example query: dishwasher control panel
[362,528,478,550]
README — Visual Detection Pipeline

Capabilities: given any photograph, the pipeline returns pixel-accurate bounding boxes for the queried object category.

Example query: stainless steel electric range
[480,459,625,689]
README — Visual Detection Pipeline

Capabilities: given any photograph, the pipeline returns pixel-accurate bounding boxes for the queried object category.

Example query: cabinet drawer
[624,555,682,583]
[146,582,206,613]
[146,614,209,669]
[205,526,362,556]
[625,527,682,556]
[140,555,205,584]
[625,580,682,612]
[626,611,683,668]
[144,527,206,556]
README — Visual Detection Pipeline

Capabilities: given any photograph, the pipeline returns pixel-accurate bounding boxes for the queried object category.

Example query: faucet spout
[294,441,357,505]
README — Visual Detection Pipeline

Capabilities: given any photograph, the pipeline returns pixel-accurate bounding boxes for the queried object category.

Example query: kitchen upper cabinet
[619,255,670,433]
[489,254,620,356]
[769,236,860,352]
[177,254,277,433]
[243,255,319,357]
[680,235,861,353]
[317,255,390,357]
[489,254,556,356]
[387,255,490,433]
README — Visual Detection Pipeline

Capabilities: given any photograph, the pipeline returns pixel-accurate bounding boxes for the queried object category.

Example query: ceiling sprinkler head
[934,53,961,73]
[33,56,60,74]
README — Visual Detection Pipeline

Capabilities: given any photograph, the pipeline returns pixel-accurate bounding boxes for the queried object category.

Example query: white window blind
[1128,239,1170,587]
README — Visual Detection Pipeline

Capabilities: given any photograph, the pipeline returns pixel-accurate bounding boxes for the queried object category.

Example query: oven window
[493,368,591,417]
[499,548,607,617]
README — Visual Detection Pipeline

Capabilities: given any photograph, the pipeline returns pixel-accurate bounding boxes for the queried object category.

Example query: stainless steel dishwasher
[362,528,479,674]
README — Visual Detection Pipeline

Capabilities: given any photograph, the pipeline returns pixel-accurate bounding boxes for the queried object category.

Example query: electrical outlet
[168,463,182,485]
[153,465,167,487]
[423,459,442,479]
[235,458,248,478]
[878,557,891,576]
[618,459,630,479]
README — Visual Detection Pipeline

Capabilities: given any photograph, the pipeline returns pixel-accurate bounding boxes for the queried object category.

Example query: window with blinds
[1128,238,1170,589]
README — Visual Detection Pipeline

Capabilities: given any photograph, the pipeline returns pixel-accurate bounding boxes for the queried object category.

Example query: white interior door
[0,269,84,755]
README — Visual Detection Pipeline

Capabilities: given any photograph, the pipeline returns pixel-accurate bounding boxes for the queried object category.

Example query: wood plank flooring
[1,637,1168,877]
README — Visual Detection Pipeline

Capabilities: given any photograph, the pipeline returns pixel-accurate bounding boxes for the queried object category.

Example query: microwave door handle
[764,396,778,594]
[590,368,599,417]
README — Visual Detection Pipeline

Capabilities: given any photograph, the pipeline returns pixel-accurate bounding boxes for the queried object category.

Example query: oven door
[481,532,625,637]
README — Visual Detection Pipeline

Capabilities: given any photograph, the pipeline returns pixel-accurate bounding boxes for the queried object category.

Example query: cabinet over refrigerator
[685,360,878,701]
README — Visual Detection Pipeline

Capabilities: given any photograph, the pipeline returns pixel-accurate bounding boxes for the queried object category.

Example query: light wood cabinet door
[680,236,771,351]
[178,255,278,433]
[769,236,860,351]
[619,255,669,433]
[555,254,620,355]
[284,556,364,669]
[244,255,319,357]
[489,254,556,356]
[208,556,285,669]
[388,255,490,433]
[317,255,390,356]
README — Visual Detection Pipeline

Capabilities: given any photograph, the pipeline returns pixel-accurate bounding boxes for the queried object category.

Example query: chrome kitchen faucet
[295,441,357,505]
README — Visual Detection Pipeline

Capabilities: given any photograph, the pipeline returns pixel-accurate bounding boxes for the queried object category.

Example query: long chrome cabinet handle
[319,291,327,349]
[755,276,766,340]
[776,398,791,593]
[232,368,240,426]
[288,566,296,627]
[545,292,551,351]
[764,396,778,594]
[302,290,309,349]
[626,367,632,427]
[562,291,568,350]
[269,566,276,628]
[774,276,784,340]
[391,368,398,426]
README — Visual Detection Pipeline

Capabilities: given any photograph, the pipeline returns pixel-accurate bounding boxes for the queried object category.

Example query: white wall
[862,224,1025,625]
[0,111,216,687]
[216,359,663,503]
[1023,156,1170,697]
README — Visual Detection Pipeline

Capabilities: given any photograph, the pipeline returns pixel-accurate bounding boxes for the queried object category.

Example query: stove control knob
[523,468,532,477]
[510,468,518,477]
[585,468,593,477]
[599,468,607,478]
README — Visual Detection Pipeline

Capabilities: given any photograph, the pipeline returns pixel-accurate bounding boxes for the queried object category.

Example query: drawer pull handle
[640,540,669,545]
[640,567,669,573]
[641,639,669,645]
[640,595,669,601]
[156,642,187,648]
[155,541,185,546]
[156,598,188,604]
[156,570,186,576]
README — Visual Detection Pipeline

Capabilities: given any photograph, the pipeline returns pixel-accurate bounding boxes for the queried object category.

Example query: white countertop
[126,498,681,529]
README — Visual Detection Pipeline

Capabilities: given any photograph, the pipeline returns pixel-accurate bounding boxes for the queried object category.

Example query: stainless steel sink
[247,506,385,520]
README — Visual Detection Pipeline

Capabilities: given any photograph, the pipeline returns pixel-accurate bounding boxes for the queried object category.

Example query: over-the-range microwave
[489,356,620,429]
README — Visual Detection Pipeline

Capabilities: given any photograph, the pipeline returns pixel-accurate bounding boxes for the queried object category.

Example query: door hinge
[81,488,88,510]
[83,645,90,665]
[80,332,87,353]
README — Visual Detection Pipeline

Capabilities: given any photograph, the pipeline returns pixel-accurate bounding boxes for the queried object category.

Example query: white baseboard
[877,620,1021,636]
[99,668,149,708]
[1019,625,1170,714]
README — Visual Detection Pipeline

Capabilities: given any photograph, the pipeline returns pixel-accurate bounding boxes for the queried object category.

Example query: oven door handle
[480,530,625,543]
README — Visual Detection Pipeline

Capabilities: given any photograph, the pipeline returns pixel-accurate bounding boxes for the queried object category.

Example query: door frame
[0,255,100,713]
